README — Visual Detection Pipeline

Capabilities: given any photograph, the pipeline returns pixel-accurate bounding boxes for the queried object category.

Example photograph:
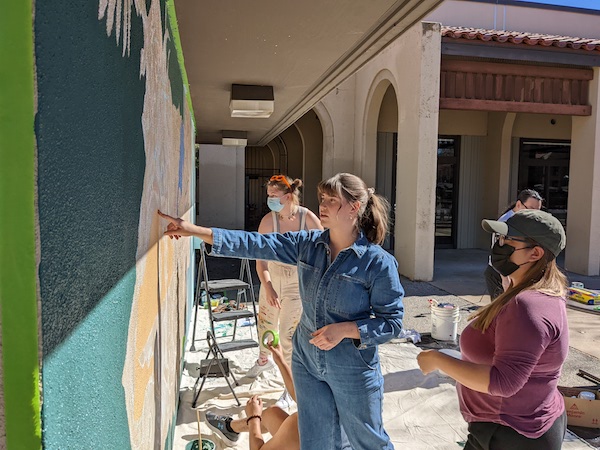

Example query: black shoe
[205,411,240,447]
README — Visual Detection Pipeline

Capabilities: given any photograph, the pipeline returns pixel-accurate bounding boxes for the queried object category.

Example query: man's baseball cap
[481,210,566,257]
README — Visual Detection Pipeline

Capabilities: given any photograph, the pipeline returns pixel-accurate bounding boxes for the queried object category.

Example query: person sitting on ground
[418,209,568,450]
[246,174,322,412]
[206,341,299,450]
[484,188,542,300]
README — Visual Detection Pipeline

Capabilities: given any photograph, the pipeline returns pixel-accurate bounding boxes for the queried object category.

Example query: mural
[99,0,192,448]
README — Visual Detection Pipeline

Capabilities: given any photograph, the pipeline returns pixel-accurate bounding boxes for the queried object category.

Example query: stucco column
[567,68,600,276]
[393,22,441,281]
[197,144,245,229]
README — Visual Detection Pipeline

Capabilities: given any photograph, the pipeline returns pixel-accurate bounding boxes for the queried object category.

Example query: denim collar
[315,229,369,258]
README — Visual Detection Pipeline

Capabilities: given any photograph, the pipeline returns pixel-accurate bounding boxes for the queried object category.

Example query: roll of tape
[262,330,280,347]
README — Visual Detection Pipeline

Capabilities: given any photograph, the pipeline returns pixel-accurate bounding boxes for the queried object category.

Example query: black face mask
[490,242,533,276]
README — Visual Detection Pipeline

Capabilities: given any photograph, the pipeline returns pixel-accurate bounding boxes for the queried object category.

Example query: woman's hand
[245,395,263,418]
[157,210,197,239]
[265,284,281,309]
[416,349,440,375]
[310,323,357,350]
[267,341,284,365]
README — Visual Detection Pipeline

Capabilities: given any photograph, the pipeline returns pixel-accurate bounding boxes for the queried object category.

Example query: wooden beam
[439,98,592,115]
[441,59,593,80]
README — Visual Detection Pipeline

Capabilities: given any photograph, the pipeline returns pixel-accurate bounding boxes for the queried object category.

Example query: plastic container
[431,303,460,341]
[578,391,596,400]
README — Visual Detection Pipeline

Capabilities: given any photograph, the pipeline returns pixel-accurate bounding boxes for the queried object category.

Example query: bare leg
[262,406,289,435]
[229,417,267,434]
[228,406,289,435]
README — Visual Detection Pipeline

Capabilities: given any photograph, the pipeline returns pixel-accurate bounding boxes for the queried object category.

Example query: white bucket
[431,304,460,341]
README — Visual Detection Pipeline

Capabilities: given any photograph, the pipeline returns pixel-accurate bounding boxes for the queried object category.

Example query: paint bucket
[431,303,460,341]
[185,439,216,450]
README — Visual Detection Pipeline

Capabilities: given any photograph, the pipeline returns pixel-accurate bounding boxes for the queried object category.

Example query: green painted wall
[33,0,195,447]
[35,0,145,447]
[0,1,41,448]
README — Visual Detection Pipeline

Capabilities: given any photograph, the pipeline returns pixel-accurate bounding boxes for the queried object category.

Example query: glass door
[518,139,570,228]
[435,137,460,248]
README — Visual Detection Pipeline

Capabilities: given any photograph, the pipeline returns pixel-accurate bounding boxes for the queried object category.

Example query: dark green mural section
[167,15,184,113]
[35,0,145,447]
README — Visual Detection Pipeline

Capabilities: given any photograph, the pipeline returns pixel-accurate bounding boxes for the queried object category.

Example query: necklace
[279,207,298,221]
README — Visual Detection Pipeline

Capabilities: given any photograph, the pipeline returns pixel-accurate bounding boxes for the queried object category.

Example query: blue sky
[516,0,600,10]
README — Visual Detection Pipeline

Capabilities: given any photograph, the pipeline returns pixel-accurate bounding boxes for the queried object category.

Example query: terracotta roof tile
[442,26,600,52]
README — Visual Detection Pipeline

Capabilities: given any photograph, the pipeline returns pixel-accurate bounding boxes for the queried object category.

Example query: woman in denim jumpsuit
[159,173,404,450]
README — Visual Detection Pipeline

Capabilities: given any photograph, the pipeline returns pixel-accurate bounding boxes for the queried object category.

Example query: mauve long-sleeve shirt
[457,290,568,438]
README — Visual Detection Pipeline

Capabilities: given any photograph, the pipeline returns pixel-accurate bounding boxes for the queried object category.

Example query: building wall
[439,110,487,136]
[34,0,194,448]
[512,113,572,139]
[427,0,600,38]
[198,144,245,229]
[319,21,441,280]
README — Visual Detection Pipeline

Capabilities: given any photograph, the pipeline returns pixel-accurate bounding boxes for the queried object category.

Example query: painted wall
[0,2,40,449]
[34,0,194,448]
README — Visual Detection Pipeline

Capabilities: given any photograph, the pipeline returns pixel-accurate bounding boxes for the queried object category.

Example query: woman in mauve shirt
[418,210,568,450]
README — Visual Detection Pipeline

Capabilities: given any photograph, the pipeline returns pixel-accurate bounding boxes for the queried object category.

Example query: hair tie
[367,187,375,198]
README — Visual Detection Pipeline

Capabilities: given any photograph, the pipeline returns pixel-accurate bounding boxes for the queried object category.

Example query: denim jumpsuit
[210,228,405,450]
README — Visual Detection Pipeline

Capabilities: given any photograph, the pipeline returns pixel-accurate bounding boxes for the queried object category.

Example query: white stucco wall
[568,68,600,276]
[318,21,441,280]
[197,144,245,229]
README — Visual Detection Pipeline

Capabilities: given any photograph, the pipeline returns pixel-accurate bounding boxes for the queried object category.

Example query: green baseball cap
[481,210,566,257]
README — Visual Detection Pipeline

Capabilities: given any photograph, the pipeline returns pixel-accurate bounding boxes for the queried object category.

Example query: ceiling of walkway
[175,0,443,146]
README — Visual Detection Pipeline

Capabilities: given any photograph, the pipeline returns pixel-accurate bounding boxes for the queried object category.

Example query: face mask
[267,197,284,212]
[490,242,532,276]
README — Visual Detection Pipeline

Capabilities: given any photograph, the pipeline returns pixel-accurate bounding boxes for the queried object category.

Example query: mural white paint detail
[99,0,192,448]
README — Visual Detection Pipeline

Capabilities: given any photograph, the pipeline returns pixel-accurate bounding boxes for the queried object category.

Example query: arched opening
[245,118,324,231]
[364,74,399,254]
[376,85,398,253]
[295,110,324,213]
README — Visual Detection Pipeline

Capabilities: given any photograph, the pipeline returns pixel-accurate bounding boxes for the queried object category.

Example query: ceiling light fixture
[230,84,274,118]
[221,130,248,146]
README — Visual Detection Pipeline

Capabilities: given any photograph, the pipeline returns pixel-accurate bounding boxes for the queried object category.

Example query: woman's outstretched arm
[158,210,213,243]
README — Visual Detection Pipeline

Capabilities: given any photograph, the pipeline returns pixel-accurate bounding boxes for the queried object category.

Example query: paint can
[431,303,460,341]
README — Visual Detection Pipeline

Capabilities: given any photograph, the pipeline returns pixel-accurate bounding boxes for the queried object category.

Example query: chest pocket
[329,273,370,317]
[298,261,321,304]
